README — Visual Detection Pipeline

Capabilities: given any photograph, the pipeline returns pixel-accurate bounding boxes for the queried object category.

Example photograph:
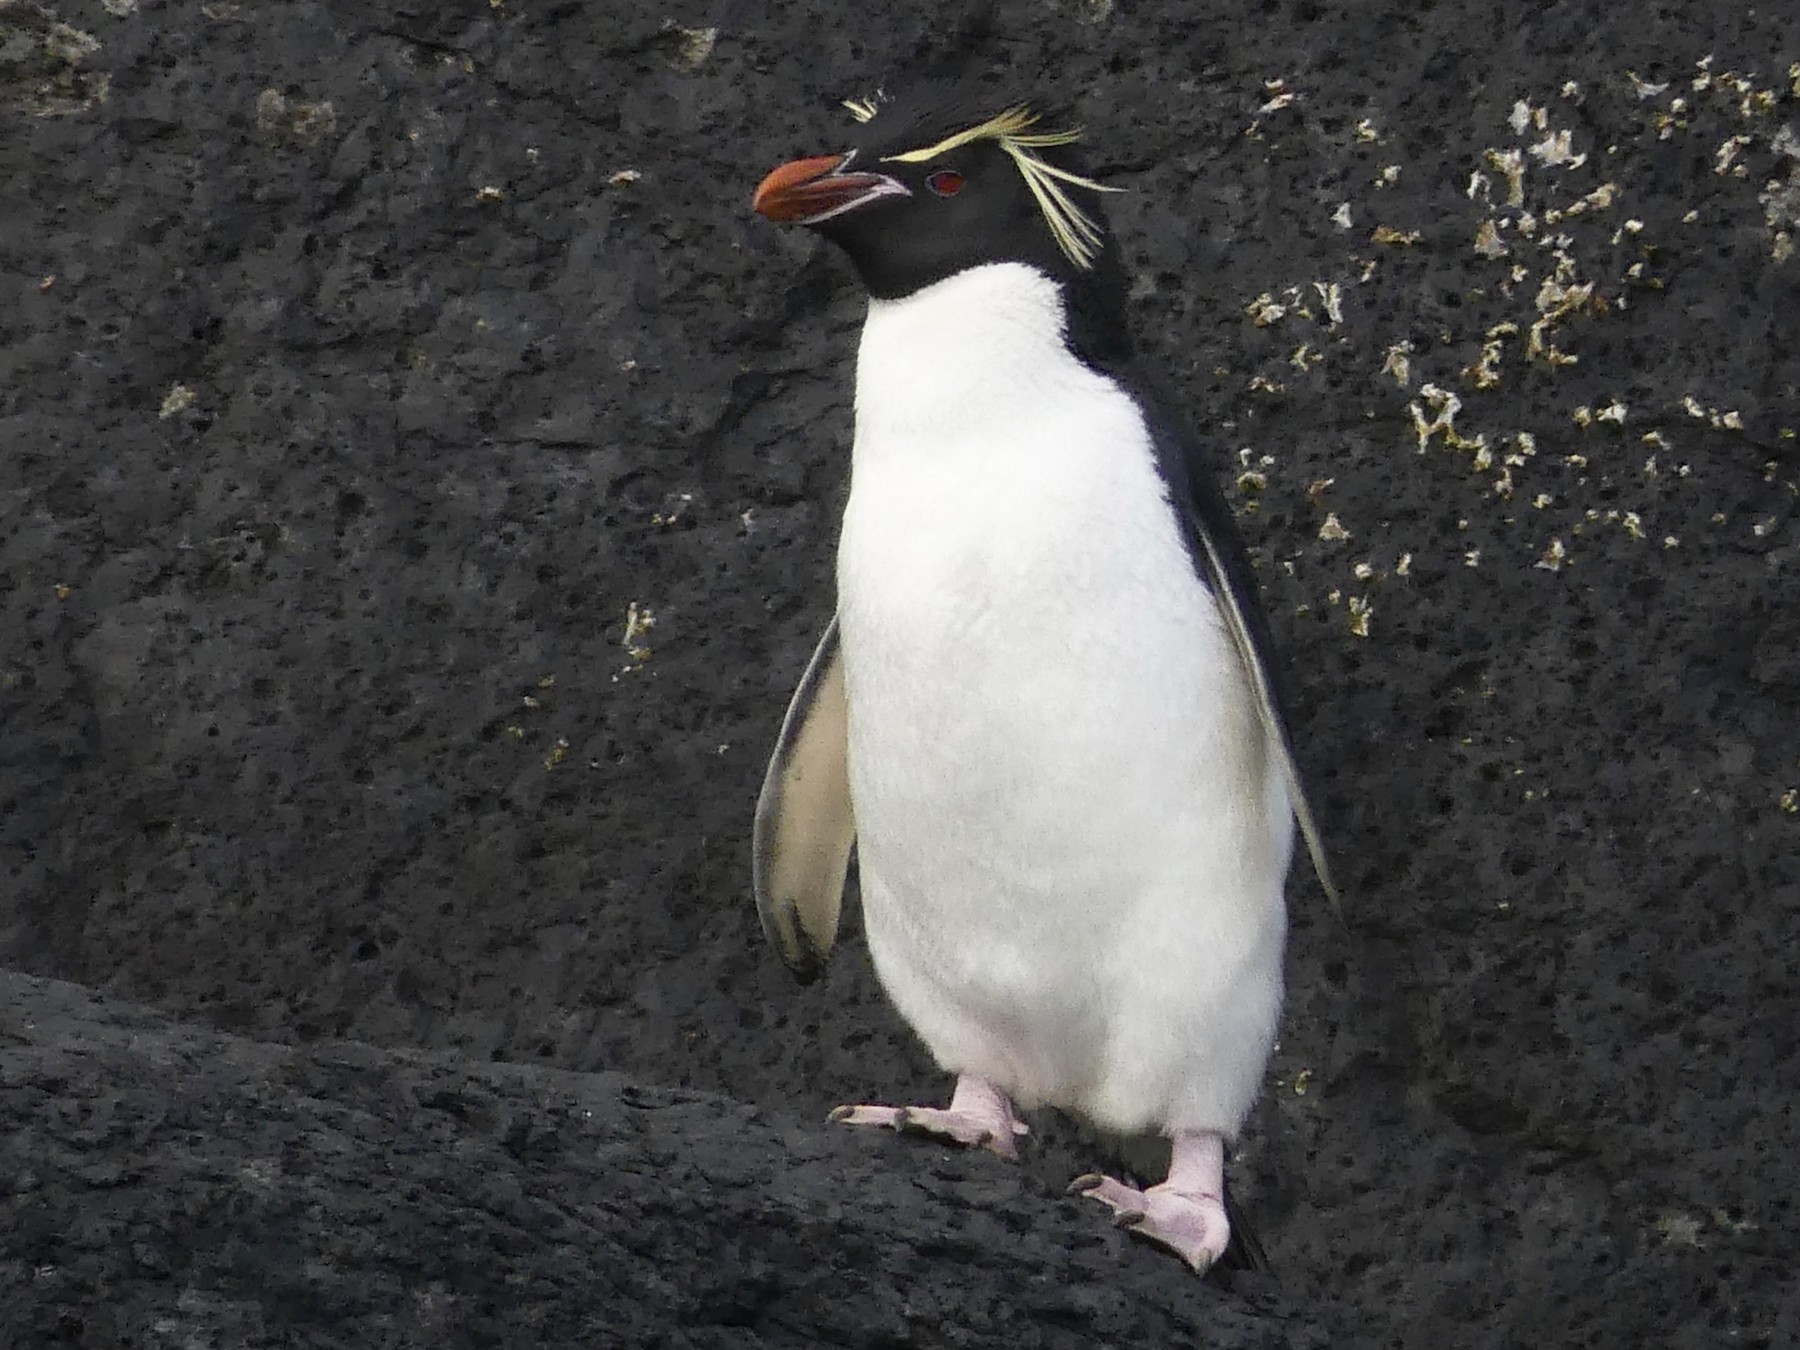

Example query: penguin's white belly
[837,266,1292,1137]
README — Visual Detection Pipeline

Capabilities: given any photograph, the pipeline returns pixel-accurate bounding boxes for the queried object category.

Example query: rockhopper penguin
[750,85,1336,1274]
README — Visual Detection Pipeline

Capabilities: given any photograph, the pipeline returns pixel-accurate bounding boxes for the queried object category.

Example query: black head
[754,85,1129,341]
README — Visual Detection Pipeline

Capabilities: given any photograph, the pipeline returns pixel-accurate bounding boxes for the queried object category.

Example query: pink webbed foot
[829,1074,1028,1160]
[1070,1130,1230,1273]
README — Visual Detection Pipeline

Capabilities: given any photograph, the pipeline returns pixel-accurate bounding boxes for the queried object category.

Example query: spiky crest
[844,96,1122,269]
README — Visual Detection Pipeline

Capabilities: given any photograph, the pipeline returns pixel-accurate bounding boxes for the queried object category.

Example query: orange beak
[752,155,909,224]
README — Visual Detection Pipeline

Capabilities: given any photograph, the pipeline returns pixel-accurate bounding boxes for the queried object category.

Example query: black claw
[828,1105,855,1124]
[1067,1173,1104,1195]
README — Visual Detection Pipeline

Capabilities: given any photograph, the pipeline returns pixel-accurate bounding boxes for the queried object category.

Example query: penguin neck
[855,262,1103,434]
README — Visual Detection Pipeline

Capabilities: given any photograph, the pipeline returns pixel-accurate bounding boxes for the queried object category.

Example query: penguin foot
[1068,1174,1228,1272]
[1068,1130,1230,1273]
[829,1074,1028,1160]
[828,1103,1026,1158]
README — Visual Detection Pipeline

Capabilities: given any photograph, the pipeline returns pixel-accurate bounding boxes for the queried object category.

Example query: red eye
[925,169,965,197]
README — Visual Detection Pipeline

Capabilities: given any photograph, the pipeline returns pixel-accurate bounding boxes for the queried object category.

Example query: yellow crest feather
[846,99,1122,269]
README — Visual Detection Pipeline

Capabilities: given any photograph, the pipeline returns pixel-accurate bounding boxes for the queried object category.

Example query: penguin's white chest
[835,264,1291,1137]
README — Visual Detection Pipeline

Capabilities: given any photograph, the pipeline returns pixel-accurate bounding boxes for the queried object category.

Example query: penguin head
[753,86,1123,306]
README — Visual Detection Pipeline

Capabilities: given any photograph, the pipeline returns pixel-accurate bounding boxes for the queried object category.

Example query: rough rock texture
[1,0,1797,1346]
[0,971,1340,1348]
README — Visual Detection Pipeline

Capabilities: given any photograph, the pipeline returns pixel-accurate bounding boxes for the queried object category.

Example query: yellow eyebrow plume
[849,100,1123,270]
[880,104,1044,163]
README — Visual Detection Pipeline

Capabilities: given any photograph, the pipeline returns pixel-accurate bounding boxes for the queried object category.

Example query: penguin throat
[855,263,1079,417]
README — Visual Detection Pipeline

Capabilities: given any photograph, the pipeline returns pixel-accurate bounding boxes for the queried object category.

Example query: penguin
[749,83,1336,1274]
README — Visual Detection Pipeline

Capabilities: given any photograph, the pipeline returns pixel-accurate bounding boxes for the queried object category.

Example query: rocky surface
[0,970,1341,1348]
[2,0,1797,1345]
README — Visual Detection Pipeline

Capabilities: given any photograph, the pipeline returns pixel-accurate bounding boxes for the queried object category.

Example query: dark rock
[0,970,1342,1347]
[1,0,1797,1345]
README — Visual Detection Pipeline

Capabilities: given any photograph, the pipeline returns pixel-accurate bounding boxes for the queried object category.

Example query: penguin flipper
[1189,516,1341,913]
[753,617,855,981]
[1130,381,1340,911]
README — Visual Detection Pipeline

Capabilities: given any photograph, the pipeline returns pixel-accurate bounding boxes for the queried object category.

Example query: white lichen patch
[1529,128,1587,169]
[1762,135,1800,260]
[1509,101,1541,135]
[674,25,717,68]
[1651,97,1691,140]
[158,384,196,419]
[18,20,113,116]
[1410,383,1470,451]
[1682,395,1747,429]
[1544,182,1620,223]
[44,22,101,63]
[1461,326,1513,389]
[1336,68,1789,590]
[1246,292,1288,326]
[651,492,694,528]
[621,602,656,669]
[1714,134,1752,175]
[1527,277,1600,366]
[1259,78,1300,114]
[1313,280,1345,326]
[1383,342,1414,387]
[1484,147,1527,206]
